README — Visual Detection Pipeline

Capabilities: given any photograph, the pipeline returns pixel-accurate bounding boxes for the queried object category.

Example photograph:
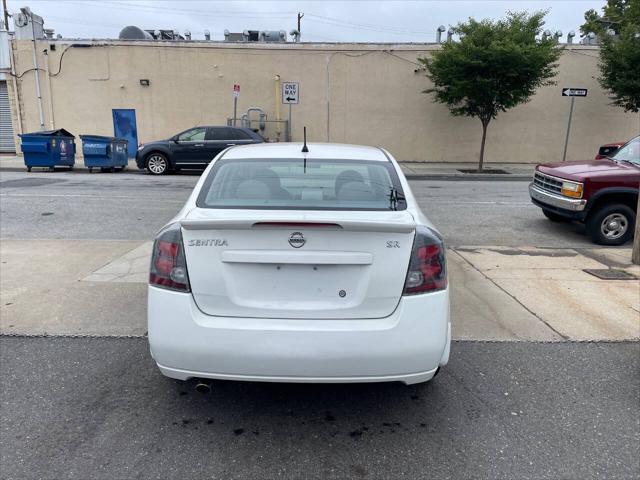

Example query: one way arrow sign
[282,82,299,104]
[562,88,588,97]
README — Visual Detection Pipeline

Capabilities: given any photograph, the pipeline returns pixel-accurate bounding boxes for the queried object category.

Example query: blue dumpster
[19,129,76,172]
[80,135,129,173]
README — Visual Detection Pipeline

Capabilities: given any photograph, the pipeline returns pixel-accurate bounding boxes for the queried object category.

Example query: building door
[0,81,16,153]
[112,109,138,158]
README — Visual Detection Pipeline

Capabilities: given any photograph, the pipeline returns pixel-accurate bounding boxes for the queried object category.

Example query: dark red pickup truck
[529,136,639,245]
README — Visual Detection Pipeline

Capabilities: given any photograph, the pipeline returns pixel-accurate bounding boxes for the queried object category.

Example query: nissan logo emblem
[289,232,306,248]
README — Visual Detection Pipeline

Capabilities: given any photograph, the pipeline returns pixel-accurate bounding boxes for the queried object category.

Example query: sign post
[282,82,299,141]
[232,84,240,126]
[561,87,587,162]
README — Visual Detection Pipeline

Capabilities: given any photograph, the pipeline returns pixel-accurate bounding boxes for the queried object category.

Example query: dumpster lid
[20,128,75,138]
[79,135,124,142]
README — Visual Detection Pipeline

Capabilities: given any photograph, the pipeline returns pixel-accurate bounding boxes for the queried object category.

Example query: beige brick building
[6,38,640,162]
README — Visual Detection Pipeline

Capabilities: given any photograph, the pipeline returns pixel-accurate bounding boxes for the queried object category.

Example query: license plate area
[222,262,370,310]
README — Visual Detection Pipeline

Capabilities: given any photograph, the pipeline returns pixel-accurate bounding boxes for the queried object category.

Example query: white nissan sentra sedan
[148,142,450,386]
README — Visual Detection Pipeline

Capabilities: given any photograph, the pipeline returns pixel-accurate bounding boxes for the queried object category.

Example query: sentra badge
[188,239,228,247]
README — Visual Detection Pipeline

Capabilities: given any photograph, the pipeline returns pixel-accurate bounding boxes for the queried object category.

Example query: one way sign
[282,82,299,104]
[562,88,588,97]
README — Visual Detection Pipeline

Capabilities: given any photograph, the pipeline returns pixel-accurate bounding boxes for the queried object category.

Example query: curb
[405,174,532,181]
[0,166,533,181]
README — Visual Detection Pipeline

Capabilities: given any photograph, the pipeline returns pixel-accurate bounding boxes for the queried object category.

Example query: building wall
[7,39,640,162]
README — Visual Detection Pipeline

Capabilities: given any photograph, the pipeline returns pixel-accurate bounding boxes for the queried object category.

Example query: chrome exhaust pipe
[194,379,212,393]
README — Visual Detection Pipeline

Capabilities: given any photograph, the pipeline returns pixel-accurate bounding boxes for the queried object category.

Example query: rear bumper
[529,183,587,220]
[148,286,451,385]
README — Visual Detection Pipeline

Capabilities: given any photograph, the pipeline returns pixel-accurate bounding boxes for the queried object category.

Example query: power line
[304,13,433,36]
[61,0,296,19]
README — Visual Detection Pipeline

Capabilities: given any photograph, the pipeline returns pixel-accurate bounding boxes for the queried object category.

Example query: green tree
[582,0,640,112]
[419,11,562,171]
[580,0,640,36]
[580,9,603,36]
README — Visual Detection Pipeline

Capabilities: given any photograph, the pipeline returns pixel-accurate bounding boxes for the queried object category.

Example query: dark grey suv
[135,126,264,175]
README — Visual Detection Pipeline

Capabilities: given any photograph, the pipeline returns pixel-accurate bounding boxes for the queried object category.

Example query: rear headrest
[336,181,374,202]
[335,170,364,194]
[235,179,271,200]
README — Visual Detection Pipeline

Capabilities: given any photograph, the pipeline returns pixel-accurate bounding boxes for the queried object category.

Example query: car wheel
[543,209,571,222]
[146,153,169,175]
[586,204,636,246]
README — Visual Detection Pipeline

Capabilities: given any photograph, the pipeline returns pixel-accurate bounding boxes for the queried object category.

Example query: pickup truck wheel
[543,209,571,222]
[586,204,635,246]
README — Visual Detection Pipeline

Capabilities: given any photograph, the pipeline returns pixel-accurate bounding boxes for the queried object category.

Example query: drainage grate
[457,169,510,175]
[583,269,638,280]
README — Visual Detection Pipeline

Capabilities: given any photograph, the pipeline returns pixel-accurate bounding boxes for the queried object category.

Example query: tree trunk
[478,119,489,173]
[632,187,640,265]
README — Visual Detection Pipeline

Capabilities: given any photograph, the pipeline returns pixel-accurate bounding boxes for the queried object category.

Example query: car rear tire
[146,153,169,175]
[543,209,571,222]
[586,203,635,246]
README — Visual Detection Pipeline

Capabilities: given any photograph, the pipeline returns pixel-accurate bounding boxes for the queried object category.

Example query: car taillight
[403,226,447,295]
[149,224,190,292]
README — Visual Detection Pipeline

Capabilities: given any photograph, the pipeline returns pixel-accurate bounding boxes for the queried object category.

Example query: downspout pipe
[9,36,23,138]
[43,49,54,129]
[27,11,45,128]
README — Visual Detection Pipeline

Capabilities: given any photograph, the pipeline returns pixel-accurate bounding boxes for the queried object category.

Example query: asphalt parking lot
[0,169,594,247]
[1,338,638,480]
[1,169,638,479]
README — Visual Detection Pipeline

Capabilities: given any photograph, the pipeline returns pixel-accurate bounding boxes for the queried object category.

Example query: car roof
[222,142,389,161]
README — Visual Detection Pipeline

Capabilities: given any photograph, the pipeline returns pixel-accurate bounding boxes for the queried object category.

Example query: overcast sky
[8,0,603,42]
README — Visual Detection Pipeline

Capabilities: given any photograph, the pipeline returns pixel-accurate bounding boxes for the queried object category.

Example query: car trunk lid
[181,208,416,319]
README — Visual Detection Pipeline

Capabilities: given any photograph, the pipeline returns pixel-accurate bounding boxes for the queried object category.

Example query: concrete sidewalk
[1,240,637,340]
[0,155,535,180]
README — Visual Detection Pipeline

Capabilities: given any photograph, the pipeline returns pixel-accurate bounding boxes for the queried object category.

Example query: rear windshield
[611,137,640,165]
[196,158,407,211]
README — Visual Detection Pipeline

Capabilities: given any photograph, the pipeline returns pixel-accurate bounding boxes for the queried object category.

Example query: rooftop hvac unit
[224,29,247,42]
[224,29,287,42]
[260,30,287,42]
[119,26,154,40]
[243,30,260,42]
[13,7,45,40]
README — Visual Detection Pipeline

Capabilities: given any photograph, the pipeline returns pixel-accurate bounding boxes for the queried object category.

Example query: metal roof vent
[446,27,454,42]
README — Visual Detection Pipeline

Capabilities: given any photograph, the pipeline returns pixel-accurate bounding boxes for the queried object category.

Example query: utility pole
[297,12,303,39]
[2,0,10,31]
